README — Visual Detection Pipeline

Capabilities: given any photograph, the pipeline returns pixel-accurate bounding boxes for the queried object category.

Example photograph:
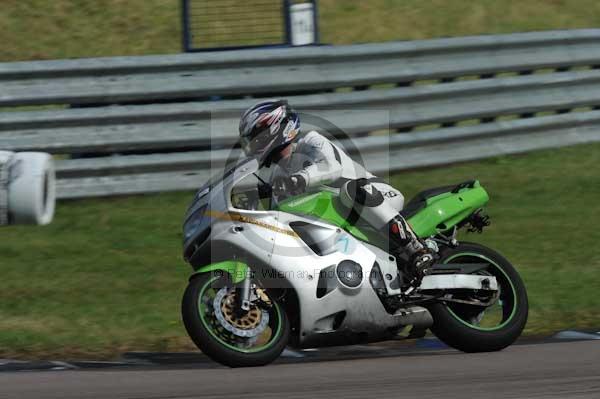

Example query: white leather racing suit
[267,130,405,225]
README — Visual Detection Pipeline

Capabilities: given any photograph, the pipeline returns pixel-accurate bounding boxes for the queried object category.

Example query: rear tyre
[428,242,528,352]
[182,271,290,367]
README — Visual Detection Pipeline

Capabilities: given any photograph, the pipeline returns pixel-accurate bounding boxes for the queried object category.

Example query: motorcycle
[181,157,528,367]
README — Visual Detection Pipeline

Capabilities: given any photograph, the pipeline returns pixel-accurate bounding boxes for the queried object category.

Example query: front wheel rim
[197,276,284,353]
[443,252,519,331]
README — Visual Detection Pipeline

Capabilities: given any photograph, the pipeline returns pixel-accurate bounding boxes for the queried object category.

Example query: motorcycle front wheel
[427,242,529,352]
[182,271,290,367]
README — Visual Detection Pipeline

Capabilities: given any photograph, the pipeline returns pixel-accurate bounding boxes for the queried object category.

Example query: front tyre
[428,242,528,352]
[182,272,290,367]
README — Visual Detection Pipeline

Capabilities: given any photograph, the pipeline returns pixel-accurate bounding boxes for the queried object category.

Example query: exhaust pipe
[393,306,433,329]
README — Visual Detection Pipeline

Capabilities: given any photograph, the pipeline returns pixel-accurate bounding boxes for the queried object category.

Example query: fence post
[283,0,293,45]
[312,0,320,44]
[181,0,192,52]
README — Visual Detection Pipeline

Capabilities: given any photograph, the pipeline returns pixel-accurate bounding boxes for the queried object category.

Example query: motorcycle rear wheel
[182,271,290,367]
[428,242,529,352]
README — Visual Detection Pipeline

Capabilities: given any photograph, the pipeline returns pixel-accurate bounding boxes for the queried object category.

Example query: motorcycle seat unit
[400,180,477,219]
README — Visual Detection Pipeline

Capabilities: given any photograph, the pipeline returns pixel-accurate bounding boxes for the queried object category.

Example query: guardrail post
[283,0,293,45]
[312,0,320,44]
[181,0,192,52]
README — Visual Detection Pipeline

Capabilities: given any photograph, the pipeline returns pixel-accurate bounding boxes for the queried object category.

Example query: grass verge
[3,0,600,61]
[1,143,599,359]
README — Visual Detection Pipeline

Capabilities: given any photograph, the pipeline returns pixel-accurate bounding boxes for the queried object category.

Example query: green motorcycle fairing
[278,191,370,241]
[277,181,490,240]
[406,181,489,237]
[192,260,248,284]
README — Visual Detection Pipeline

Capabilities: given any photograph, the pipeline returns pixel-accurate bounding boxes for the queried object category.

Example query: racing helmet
[238,100,300,165]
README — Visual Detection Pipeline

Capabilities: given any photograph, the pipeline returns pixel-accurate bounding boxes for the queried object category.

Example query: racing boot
[387,215,436,282]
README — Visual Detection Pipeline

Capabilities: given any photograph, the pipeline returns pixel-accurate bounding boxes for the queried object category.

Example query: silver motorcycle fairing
[184,158,430,346]
[271,212,432,346]
[184,158,277,269]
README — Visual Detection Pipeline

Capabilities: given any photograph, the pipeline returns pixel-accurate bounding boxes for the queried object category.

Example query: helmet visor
[240,129,277,157]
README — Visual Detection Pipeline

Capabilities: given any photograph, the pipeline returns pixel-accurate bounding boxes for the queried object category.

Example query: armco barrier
[1,29,600,199]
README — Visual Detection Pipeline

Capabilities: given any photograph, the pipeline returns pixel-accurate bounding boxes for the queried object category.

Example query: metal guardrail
[1,29,600,199]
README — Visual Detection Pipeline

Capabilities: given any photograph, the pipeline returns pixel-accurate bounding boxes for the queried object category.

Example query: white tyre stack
[0,151,56,226]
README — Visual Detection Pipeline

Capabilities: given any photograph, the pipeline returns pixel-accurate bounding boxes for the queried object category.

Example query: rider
[238,99,435,279]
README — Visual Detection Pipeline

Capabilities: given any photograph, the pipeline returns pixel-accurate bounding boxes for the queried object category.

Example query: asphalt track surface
[1,340,599,399]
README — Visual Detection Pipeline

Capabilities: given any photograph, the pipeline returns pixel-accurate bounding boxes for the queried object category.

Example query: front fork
[239,271,252,311]
[236,269,272,312]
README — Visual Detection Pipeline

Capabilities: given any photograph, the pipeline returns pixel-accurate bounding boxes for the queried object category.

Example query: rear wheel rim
[443,252,518,331]
[197,276,284,353]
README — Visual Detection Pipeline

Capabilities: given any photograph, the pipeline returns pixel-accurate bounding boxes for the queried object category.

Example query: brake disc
[213,287,270,338]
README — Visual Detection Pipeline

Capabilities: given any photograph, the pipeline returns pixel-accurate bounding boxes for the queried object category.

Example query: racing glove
[272,174,306,197]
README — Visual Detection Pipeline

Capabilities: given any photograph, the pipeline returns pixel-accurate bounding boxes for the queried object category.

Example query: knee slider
[340,178,384,209]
